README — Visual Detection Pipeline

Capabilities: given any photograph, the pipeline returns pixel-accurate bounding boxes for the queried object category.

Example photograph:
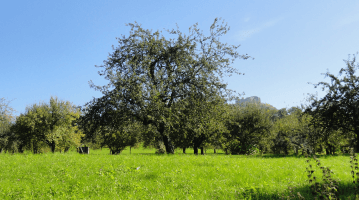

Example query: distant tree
[12,96,83,153]
[0,98,15,123]
[81,18,250,154]
[0,98,16,153]
[81,126,105,150]
[270,110,304,155]
[80,105,143,155]
[287,106,302,116]
[268,106,331,155]
[104,121,143,154]
[224,102,272,155]
[305,108,348,155]
[305,54,359,152]
[270,108,288,122]
[170,94,229,155]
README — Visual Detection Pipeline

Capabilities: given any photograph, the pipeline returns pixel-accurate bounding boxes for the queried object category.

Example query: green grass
[0,148,357,199]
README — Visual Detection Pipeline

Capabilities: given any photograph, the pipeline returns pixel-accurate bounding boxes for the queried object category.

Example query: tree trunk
[158,122,174,154]
[200,147,204,155]
[193,144,198,155]
[162,135,174,154]
[356,129,359,153]
[50,142,56,153]
[214,148,216,154]
[130,146,131,154]
[276,148,280,155]
[318,145,323,154]
[311,147,316,155]
[18,144,24,153]
[294,146,298,156]
[284,146,288,155]
[0,148,2,153]
[33,141,37,154]
[241,144,247,155]
[326,143,334,155]
[183,148,186,154]
[193,136,204,155]
[326,148,330,155]
[110,149,122,155]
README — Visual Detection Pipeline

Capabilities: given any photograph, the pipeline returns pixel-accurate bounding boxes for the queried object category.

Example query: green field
[0,148,357,199]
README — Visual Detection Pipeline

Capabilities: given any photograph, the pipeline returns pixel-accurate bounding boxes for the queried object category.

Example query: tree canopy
[12,96,83,153]
[305,54,359,152]
[0,98,16,153]
[81,18,250,154]
[224,102,272,155]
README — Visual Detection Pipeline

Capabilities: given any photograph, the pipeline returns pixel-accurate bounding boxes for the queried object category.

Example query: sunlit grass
[0,149,356,199]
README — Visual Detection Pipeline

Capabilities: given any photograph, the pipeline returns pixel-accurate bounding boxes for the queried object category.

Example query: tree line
[1,18,359,155]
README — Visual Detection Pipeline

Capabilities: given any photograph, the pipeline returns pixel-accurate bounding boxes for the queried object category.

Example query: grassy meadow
[0,148,358,199]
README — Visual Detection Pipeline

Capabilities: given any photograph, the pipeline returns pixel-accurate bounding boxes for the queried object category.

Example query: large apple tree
[81,18,250,154]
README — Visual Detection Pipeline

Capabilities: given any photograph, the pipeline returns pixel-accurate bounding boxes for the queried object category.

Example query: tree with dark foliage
[305,54,359,152]
[81,18,250,154]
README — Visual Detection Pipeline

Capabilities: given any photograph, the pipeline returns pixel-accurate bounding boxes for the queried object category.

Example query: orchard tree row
[0,97,83,153]
[1,18,359,155]
[0,95,354,156]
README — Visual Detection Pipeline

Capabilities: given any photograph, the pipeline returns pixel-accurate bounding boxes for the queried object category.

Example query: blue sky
[2,0,359,115]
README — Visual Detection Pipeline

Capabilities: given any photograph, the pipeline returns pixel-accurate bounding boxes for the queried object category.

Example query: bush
[223,139,258,155]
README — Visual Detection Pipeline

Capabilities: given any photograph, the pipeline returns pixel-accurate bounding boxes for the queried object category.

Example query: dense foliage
[10,96,83,153]
[305,54,359,152]
[80,18,250,154]
[224,102,272,155]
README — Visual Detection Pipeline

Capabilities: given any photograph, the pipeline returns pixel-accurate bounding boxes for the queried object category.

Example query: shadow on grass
[257,153,351,159]
[235,181,358,200]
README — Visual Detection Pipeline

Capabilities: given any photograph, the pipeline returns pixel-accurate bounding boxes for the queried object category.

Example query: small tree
[12,96,83,153]
[271,112,301,155]
[0,98,16,153]
[224,102,272,155]
[104,121,142,155]
[169,95,229,155]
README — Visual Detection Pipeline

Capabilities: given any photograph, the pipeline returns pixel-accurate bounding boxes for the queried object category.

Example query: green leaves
[0,98,16,152]
[83,18,249,153]
[12,96,83,153]
[224,102,272,155]
[306,53,359,152]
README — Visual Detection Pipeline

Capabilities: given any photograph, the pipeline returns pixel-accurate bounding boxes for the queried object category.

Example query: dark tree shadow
[236,182,358,199]
[257,153,351,159]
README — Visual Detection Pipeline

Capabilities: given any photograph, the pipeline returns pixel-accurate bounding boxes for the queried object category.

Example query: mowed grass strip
[0,150,355,199]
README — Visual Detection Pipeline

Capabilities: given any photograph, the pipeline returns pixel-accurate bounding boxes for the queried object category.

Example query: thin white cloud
[335,13,359,28]
[243,17,251,22]
[237,18,282,41]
